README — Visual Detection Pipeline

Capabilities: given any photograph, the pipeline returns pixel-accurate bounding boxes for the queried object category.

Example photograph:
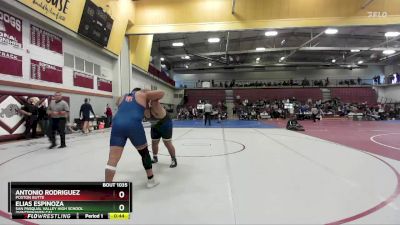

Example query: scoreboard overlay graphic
[8,182,132,220]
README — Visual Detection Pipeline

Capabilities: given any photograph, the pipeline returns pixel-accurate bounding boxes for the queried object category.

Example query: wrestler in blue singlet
[110,91,147,147]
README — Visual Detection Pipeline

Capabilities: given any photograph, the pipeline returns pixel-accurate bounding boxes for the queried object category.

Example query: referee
[204,100,212,126]
[47,92,70,149]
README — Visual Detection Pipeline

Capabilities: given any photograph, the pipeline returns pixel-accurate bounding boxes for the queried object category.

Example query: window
[64,53,74,68]
[94,64,101,76]
[75,57,84,71]
[85,60,93,74]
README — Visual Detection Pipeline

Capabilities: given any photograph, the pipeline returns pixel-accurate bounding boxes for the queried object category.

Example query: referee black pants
[50,118,66,146]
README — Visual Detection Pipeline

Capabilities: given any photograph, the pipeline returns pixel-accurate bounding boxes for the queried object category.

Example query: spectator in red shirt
[105,104,113,128]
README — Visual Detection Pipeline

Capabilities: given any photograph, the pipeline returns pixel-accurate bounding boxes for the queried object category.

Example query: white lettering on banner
[31,25,62,50]
[75,72,93,79]
[0,32,17,40]
[0,10,22,48]
[0,51,18,60]
[39,62,56,70]
[0,37,21,48]
[0,11,22,32]
[99,78,111,84]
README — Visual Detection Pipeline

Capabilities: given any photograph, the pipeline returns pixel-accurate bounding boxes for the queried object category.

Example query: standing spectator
[19,97,39,139]
[105,104,113,128]
[204,100,212,126]
[37,98,49,138]
[80,98,95,134]
[47,92,69,149]
[191,107,197,119]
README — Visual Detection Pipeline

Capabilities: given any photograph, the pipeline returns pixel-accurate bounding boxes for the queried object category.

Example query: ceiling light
[208,38,220,43]
[325,28,338,35]
[385,32,400,37]
[358,60,364,64]
[172,42,184,47]
[185,65,189,69]
[160,57,165,61]
[208,62,212,67]
[256,57,260,61]
[265,31,278,37]
[351,49,360,53]
[331,59,336,63]
[383,49,396,55]
[256,47,266,51]
[181,55,190,60]
[279,56,285,61]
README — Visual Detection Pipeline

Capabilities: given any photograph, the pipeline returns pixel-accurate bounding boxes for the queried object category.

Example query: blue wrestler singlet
[110,91,147,147]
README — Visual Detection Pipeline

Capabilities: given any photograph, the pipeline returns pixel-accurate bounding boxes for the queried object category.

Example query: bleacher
[330,87,377,104]
[148,64,175,86]
[233,88,323,102]
[183,87,378,107]
[184,89,226,106]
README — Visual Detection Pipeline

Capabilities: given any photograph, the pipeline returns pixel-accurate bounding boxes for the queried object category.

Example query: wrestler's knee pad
[138,147,152,170]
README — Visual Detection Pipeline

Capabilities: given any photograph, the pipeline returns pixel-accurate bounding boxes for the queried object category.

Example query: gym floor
[0,119,399,224]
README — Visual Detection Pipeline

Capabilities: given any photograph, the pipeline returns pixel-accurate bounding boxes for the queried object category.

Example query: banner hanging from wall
[73,71,94,89]
[0,50,22,77]
[30,24,63,53]
[97,78,112,92]
[0,9,23,48]
[30,59,63,84]
[17,0,86,32]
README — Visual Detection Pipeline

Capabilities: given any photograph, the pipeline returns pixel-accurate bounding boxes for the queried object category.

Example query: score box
[8,182,132,220]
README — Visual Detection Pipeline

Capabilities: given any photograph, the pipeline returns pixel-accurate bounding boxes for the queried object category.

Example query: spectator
[19,97,39,139]
[80,98,95,134]
[105,104,113,128]
[37,98,49,138]
[191,107,197,119]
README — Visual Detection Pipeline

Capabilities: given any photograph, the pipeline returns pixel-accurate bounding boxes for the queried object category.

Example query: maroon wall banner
[0,50,22,77]
[97,78,112,92]
[73,71,94,89]
[0,9,23,48]
[30,24,63,53]
[31,59,63,84]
